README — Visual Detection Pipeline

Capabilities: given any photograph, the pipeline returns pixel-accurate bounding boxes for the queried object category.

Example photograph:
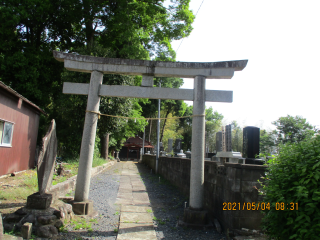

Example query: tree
[272,115,317,145]
[260,129,276,155]
[205,107,223,152]
[231,121,242,153]
[179,105,193,151]
[178,106,223,152]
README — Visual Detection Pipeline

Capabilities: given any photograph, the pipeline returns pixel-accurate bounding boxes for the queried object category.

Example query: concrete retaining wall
[142,155,266,232]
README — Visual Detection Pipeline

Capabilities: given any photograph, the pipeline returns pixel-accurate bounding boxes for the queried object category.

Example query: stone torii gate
[53,51,247,220]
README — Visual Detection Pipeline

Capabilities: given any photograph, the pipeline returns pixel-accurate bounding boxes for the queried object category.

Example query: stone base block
[245,158,265,165]
[183,208,208,225]
[21,222,32,239]
[179,208,213,229]
[178,219,213,230]
[27,192,52,209]
[71,200,94,215]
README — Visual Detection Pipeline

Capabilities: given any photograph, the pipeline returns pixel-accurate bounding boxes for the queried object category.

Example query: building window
[0,120,14,147]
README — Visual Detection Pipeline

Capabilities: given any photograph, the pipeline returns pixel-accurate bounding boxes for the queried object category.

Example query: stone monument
[27,119,57,210]
[214,124,242,163]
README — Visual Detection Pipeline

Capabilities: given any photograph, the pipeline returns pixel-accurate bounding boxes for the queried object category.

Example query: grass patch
[0,170,38,201]
[92,157,108,167]
[0,156,108,202]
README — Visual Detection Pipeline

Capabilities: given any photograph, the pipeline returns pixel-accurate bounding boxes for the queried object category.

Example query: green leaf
[305,215,311,223]
[289,234,297,239]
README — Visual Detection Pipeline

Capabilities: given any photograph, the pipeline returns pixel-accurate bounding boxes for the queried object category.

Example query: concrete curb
[49,160,116,201]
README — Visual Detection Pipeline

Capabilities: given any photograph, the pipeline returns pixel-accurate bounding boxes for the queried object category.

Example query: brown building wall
[0,88,40,176]
[142,155,267,232]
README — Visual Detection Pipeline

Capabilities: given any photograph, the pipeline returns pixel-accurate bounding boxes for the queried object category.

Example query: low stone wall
[141,155,266,232]
[49,160,116,201]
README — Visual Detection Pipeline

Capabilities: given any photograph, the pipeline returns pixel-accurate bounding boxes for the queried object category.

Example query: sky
[170,0,320,131]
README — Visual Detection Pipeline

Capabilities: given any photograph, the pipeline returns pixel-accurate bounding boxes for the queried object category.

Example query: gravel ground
[57,163,121,240]
[137,162,227,240]
[57,161,227,240]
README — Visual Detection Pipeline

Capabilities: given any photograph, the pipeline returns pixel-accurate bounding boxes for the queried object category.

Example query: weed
[159,219,166,225]
[92,157,108,167]
[146,209,152,213]
[114,228,118,233]
[114,211,119,215]
[69,217,92,231]
[89,218,98,223]
[59,225,68,233]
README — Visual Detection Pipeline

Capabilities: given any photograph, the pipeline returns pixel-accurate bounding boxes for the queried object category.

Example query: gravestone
[243,126,260,158]
[222,127,226,152]
[159,142,164,151]
[225,124,232,152]
[27,120,57,209]
[216,132,223,152]
[168,139,173,153]
[175,139,182,153]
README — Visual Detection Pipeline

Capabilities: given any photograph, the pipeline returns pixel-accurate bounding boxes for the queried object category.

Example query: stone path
[116,161,157,240]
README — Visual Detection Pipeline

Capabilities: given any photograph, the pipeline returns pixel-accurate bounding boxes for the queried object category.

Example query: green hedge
[262,135,320,239]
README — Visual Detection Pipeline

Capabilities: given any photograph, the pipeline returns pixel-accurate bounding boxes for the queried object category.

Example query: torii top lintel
[53,51,248,79]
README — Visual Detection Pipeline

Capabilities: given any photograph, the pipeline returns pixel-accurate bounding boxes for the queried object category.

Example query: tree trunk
[160,110,170,143]
[83,0,95,49]
[149,118,152,143]
[101,133,109,159]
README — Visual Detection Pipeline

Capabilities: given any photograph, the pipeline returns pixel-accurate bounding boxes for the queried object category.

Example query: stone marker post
[74,71,103,206]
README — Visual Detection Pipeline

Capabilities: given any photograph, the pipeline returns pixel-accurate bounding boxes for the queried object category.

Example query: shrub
[261,135,320,239]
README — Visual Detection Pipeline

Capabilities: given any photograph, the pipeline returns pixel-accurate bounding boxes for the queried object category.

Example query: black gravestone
[225,124,232,152]
[175,139,182,152]
[243,126,260,158]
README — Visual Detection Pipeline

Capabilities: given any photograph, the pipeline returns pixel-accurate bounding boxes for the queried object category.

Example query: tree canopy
[0,0,195,157]
[272,115,317,145]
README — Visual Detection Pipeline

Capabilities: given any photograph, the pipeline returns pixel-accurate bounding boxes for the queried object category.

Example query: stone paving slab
[117,193,133,199]
[117,162,157,240]
[120,212,153,223]
[117,223,157,240]
[118,188,132,193]
[121,205,152,213]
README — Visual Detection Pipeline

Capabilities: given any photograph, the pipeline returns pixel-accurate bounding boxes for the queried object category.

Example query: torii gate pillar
[190,75,206,210]
[74,71,103,203]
